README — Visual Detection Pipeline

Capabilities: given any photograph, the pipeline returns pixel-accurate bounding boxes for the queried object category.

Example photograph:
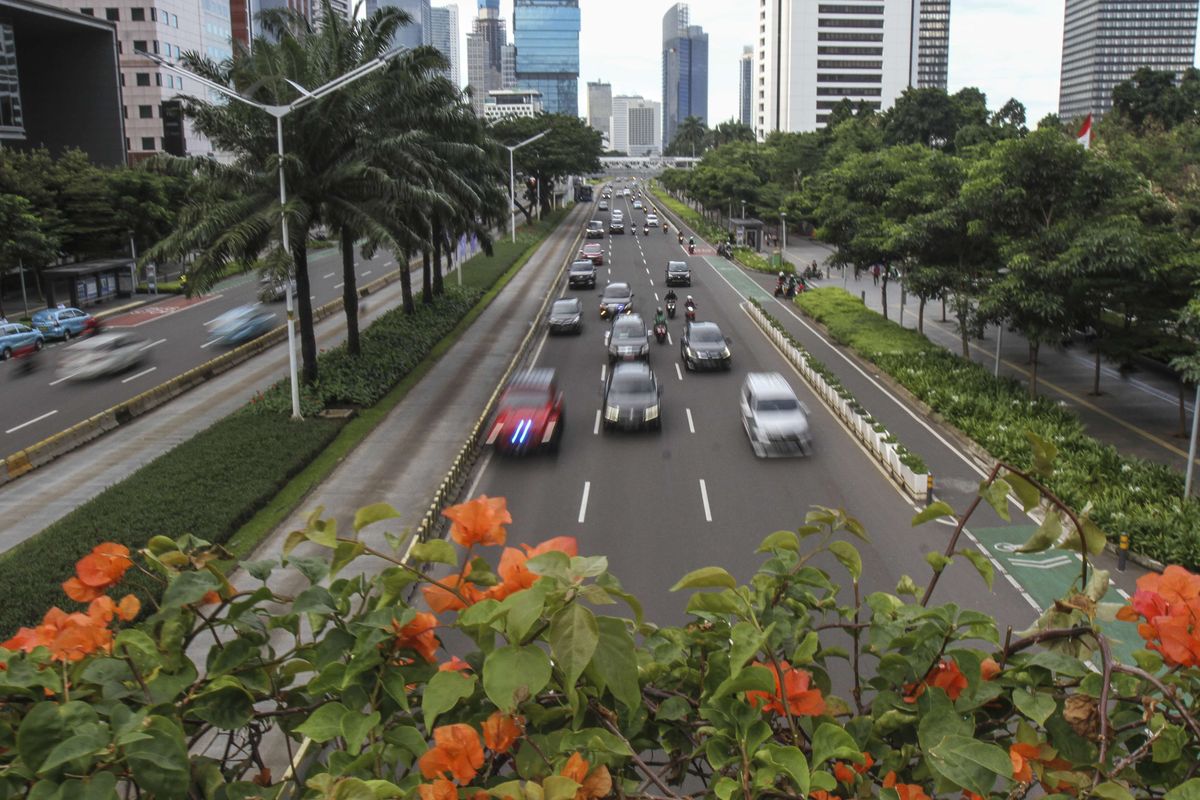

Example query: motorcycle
[688,243,695,255]
[653,321,667,344]
[665,299,677,318]
[662,223,668,234]
[677,233,684,245]
[11,344,39,377]
[685,303,696,322]
[774,277,786,297]
[643,225,649,236]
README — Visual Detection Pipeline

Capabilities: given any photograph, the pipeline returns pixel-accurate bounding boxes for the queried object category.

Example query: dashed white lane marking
[48,372,80,386]
[654,292,659,301]
[362,270,372,276]
[686,407,695,433]
[675,363,683,381]
[645,267,650,274]
[600,363,607,382]
[121,366,157,384]
[578,481,591,523]
[7,410,58,433]
[139,338,166,351]
[333,282,345,289]
[200,339,219,349]
[593,409,601,435]
[699,479,712,522]
[667,332,673,346]
[323,272,335,279]
[385,261,395,267]
[649,279,654,286]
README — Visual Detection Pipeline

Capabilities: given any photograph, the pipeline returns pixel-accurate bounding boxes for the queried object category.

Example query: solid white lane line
[7,410,58,434]
[686,407,695,433]
[333,282,344,289]
[138,338,166,351]
[463,451,492,500]
[578,481,591,523]
[593,409,601,435]
[699,479,712,522]
[667,332,673,345]
[323,272,335,279]
[601,363,607,382]
[675,363,683,381]
[121,366,157,384]
[48,372,81,386]
[201,339,219,349]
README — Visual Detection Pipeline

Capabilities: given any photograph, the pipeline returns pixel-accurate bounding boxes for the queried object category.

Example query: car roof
[570,259,595,267]
[743,372,798,399]
[589,220,602,225]
[668,261,688,269]
[552,297,581,308]
[688,321,722,334]
[604,282,631,292]
[611,361,652,377]
[613,313,644,326]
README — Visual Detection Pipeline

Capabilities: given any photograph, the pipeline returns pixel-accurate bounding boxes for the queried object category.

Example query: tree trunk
[1181,381,1189,438]
[399,249,415,314]
[292,239,318,384]
[421,249,433,305]
[340,226,360,357]
[432,223,445,296]
[954,296,970,358]
[1030,341,1040,398]
[1092,344,1102,396]
[941,296,946,323]
[880,272,889,321]
[918,297,926,335]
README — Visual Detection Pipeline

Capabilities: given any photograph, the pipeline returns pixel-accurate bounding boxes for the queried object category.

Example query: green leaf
[591,616,641,710]
[37,728,109,774]
[1005,472,1041,512]
[1012,688,1056,725]
[1079,516,1108,557]
[980,478,1012,521]
[330,540,366,578]
[927,735,1009,797]
[543,776,581,800]
[483,646,552,711]
[549,604,599,689]
[354,503,401,533]
[341,711,381,756]
[189,682,255,730]
[829,541,862,580]
[124,716,189,798]
[1026,430,1058,478]
[305,515,338,549]
[925,552,953,573]
[160,570,221,609]
[757,530,800,553]
[713,777,739,800]
[18,703,98,773]
[729,622,769,676]
[711,664,775,701]
[410,539,458,566]
[792,631,819,664]
[423,670,477,729]
[1093,783,1134,800]
[761,744,809,796]
[330,777,377,800]
[526,551,571,581]
[501,585,547,641]
[296,702,350,743]
[283,529,308,558]
[294,586,338,616]
[671,566,737,591]
[685,589,744,616]
[811,723,860,769]
[1166,779,1200,800]
[912,501,957,527]
[895,575,921,598]
[957,550,995,591]
[1018,511,1062,553]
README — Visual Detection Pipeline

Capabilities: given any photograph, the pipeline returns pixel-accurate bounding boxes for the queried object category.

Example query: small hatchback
[0,323,44,360]
[31,307,93,341]
[739,372,813,457]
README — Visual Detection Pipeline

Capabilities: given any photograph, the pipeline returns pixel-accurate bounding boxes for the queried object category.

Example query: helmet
[686,295,693,303]
[656,307,663,315]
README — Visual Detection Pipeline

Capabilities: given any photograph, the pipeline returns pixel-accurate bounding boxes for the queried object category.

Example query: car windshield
[669,263,688,272]
[571,262,593,270]
[610,373,655,397]
[603,285,631,300]
[691,327,725,343]
[756,397,800,412]
[552,300,580,314]
[502,390,548,408]
[31,310,55,323]
[612,321,643,340]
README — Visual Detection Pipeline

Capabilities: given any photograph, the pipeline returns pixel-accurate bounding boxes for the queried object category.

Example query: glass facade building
[738,45,752,126]
[366,0,431,49]
[912,0,949,89]
[429,5,459,86]
[1059,0,1198,121]
[0,21,22,139]
[513,0,579,116]
[662,3,707,150]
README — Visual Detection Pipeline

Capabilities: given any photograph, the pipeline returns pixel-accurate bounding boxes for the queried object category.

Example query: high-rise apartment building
[610,94,660,156]
[429,4,459,86]
[1059,0,1198,121]
[738,45,752,126]
[466,0,505,115]
[587,80,611,144]
[247,0,314,42]
[366,0,431,49]
[513,0,579,116]
[662,2,707,150]
[754,0,943,135]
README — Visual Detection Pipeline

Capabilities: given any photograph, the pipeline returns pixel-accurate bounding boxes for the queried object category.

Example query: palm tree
[671,115,709,157]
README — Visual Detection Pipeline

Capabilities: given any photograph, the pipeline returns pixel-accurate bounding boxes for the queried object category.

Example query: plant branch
[592,702,685,799]
[921,462,1001,606]
[1095,633,1114,777]
[1111,663,1200,743]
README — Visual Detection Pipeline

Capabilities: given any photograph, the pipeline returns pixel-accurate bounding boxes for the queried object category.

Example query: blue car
[0,323,45,360]
[31,307,93,341]
[209,305,277,346]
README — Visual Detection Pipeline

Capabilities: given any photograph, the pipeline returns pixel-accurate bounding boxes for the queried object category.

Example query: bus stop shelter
[40,258,137,309]
[728,218,765,251]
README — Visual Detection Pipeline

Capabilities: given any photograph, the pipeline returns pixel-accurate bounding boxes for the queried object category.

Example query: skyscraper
[738,46,753,127]
[662,3,707,150]
[1059,0,1198,121]
[429,5,460,86]
[513,0,580,116]
[466,0,506,116]
[587,80,612,144]
[365,0,431,49]
[610,95,660,156]
[754,0,935,135]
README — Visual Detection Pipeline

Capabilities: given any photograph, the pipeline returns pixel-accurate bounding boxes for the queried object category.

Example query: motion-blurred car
[740,372,813,456]
[609,218,625,235]
[602,362,661,432]
[259,276,297,303]
[579,243,605,265]
[31,307,93,341]
[632,199,643,210]
[57,331,147,380]
[485,368,563,454]
[665,261,692,286]
[586,220,605,239]
[568,259,597,289]
[607,313,649,363]
[680,321,732,371]
[598,199,609,211]
[0,323,43,360]
[598,282,634,319]
[209,305,277,346]
[646,213,660,227]
[547,297,583,335]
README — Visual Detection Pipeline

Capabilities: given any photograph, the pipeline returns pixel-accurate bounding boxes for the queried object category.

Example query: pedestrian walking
[871,264,880,286]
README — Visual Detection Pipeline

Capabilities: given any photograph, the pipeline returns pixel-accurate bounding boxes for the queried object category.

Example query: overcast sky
[458,1,1198,125]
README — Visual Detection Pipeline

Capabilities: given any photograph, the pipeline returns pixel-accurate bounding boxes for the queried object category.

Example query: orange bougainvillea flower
[439,656,472,673]
[833,762,856,784]
[560,753,611,800]
[810,792,834,800]
[882,771,931,800]
[394,612,441,664]
[488,537,579,601]
[905,658,969,703]
[75,543,133,589]
[417,778,458,800]
[482,711,523,754]
[1117,566,1200,668]
[1,605,114,662]
[980,657,1002,681]
[745,660,826,717]
[84,594,140,625]
[62,577,104,603]
[422,570,488,614]
[418,724,485,784]
[1010,743,1039,783]
[443,495,512,548]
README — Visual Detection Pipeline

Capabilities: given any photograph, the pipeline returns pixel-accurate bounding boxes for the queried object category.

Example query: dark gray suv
[568,259,597,288]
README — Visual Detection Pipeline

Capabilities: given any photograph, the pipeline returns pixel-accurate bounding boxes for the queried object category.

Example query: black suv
[609,218,625,235]
[665,260,692,287]
[568,259,597,289]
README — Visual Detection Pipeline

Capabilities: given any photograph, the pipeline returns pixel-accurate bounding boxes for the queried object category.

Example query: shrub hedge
[796,288,1200,569]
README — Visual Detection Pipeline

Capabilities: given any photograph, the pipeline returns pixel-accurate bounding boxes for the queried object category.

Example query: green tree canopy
[492,113,602,219]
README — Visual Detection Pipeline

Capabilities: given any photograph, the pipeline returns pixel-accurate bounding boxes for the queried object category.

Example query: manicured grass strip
[796,287,1200,569]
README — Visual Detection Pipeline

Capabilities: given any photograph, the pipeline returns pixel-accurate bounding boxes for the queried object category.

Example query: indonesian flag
[1076,114,1092,149]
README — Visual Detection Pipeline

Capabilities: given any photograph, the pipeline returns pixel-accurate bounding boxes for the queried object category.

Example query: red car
[485,368,564,455]
[579,243,604,265]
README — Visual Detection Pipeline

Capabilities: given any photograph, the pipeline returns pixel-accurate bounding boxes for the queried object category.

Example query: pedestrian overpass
[596,156,700,177]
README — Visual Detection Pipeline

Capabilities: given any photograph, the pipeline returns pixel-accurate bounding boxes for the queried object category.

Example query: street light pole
[504,130,550,243]
[994,324,1004,378]
[138,47,404,420]
[1187,384,1200,498]
[781,211,787,255]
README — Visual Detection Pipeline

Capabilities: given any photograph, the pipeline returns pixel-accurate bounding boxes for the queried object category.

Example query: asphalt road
[465,186,1045,633]
[0,245,398,452]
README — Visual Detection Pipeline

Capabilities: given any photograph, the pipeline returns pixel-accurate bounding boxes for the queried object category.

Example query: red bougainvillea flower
[417,778,458,800]
[1010,743,1039,783]
[438,656,472,673]
[560,753,612,800]
[905,658,968,703]
[422,569,489,614]
[481,711,523,754]
[810,792,834,800]
[1117,565,1200,668]
[745,660,826,717]
[882,771,932,800]
[443,495,512,548]
[418,724,485,784]
[393,612,441,664]
[488,536,579,601]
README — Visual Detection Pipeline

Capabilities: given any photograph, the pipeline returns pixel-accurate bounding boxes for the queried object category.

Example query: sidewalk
[783,238,1196,476]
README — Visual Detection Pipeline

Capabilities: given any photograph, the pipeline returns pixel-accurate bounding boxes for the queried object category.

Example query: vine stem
[593,703,686,799]
[1111,663,1200,742]
[1095,634,1114,776]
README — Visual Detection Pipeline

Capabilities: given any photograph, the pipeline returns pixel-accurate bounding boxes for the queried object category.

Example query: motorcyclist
[677,231,684,244]
[662,222,668,233]
[664,288,678,305]
[685,295,696,314]
[643,224,649,235]
[688,236,695,247]
[654,307,667,328]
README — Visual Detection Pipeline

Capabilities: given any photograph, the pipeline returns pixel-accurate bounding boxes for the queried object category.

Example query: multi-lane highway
[0,245,398,452]
[464,185,1043,631]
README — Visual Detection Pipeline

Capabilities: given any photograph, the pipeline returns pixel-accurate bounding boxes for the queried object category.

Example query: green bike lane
[700,254,1145,663]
